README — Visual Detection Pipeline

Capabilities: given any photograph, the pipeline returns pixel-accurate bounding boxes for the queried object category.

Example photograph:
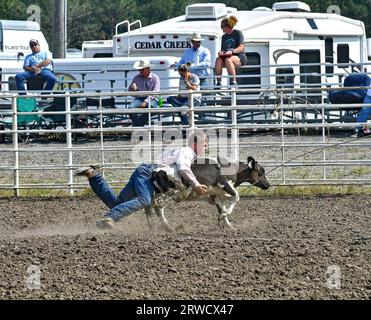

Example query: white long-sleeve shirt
[155,146,200,188]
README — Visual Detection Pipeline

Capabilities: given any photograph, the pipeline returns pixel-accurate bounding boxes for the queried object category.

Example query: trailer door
[269,39,325,90]
[240,42,269,90]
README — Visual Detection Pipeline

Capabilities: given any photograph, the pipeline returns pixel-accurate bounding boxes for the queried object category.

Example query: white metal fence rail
[0,85,370,196]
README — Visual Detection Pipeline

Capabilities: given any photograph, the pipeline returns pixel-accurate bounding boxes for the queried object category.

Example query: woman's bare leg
[214,57,224,85]
[224,56,242,83]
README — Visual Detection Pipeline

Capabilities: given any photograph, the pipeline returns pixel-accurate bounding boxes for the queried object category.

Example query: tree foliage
[0,0,370,49]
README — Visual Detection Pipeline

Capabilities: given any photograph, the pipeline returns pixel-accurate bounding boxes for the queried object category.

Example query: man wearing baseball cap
[176,32,211,89]
[15,39,57,94]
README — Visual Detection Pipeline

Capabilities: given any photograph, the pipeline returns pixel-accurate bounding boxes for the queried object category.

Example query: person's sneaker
[215,81,222,89]
[230,81,238,89]
[215,82,226,96]
[75,165,100,178]
[351,130,366,138]
[96,217,116,230]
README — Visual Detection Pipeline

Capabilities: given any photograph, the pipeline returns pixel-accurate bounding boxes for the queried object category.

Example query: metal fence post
[148,95,152,162]
[12,96,19,197]
[65,93,74,195]
[231,88,238,162]
[280,90,286,185]
[99,96,105,178]
[322,105,327,180]
[189,91,195,128]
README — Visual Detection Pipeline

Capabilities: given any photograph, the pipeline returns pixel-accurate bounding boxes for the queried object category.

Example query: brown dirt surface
[0,194,370,300]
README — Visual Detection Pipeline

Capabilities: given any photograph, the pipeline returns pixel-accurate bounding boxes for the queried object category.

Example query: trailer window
[276,68,294,88]
[337,44,349,66]
[237,52,261,90]
[0,25,3,52]
[93,53,113,58]
[325,38,334,76]
[299,49,321,87]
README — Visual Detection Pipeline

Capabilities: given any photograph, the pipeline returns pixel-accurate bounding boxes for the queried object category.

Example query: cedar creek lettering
[134,41,191,49]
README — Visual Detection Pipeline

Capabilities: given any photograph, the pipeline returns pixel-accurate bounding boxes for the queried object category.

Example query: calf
[146,156,270,232]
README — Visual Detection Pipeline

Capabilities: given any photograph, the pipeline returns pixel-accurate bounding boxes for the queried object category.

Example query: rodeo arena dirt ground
[0,134,370,300]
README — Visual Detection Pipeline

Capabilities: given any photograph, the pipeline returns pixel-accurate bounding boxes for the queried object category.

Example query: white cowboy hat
[133,59,154,69]
[188,32,204,42]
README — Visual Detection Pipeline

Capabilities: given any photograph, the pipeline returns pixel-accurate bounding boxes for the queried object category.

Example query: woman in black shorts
[215,15,247,88]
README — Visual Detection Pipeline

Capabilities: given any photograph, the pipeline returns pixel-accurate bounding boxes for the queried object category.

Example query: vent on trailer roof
[185,3,228,20]
[272,1,311,12]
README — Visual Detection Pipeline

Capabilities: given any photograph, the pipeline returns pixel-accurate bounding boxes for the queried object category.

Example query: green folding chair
[0,97,41,143]
[16,97,40,125]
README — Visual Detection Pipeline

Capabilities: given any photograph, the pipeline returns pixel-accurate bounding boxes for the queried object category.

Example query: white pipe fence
[0,85,370,196]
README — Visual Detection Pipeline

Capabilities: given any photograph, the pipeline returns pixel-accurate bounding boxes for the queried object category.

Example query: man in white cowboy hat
[176,32,211,89]
[128,59,160,126]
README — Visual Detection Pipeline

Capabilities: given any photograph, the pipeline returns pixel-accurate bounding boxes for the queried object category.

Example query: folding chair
[85,97,116,127]
[328,73,370,123]
[0,97,41,142]
[43,96,78,127]
[329,73,370,104]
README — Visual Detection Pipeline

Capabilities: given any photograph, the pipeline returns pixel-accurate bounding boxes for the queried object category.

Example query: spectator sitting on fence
[167,64,201,125]
[15,39,57,95]
[215,16,247,89]
[176,32,211,89]
[128,59,160,126]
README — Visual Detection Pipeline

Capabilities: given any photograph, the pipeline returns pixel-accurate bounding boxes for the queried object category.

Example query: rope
[253,89,371,181]
[251,133,371,186]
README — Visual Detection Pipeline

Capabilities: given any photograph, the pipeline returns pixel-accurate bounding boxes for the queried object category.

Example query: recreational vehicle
[52,56,179,92]
[82,40,113,58]
[80,1,368,92]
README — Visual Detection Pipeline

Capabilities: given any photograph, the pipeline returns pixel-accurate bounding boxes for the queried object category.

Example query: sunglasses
[30,43,39,47]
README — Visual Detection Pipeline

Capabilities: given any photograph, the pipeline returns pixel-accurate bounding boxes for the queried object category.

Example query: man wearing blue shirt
[176,33,211,89]
[15,39,57,94]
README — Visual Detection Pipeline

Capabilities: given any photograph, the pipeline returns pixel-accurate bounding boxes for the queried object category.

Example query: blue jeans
[356,94,371,131]
[199,77,211,90]
[89,163,156,222]
[128,98,158,126]
[15,69,57,93]
[167,96,201,125]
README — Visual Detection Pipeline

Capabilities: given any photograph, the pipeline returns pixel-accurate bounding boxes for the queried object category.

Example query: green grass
[287,167,314,179]
[351,167,371,177]
[0,189,71,198]
[237,185,371,197]
[1,185,370,199]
